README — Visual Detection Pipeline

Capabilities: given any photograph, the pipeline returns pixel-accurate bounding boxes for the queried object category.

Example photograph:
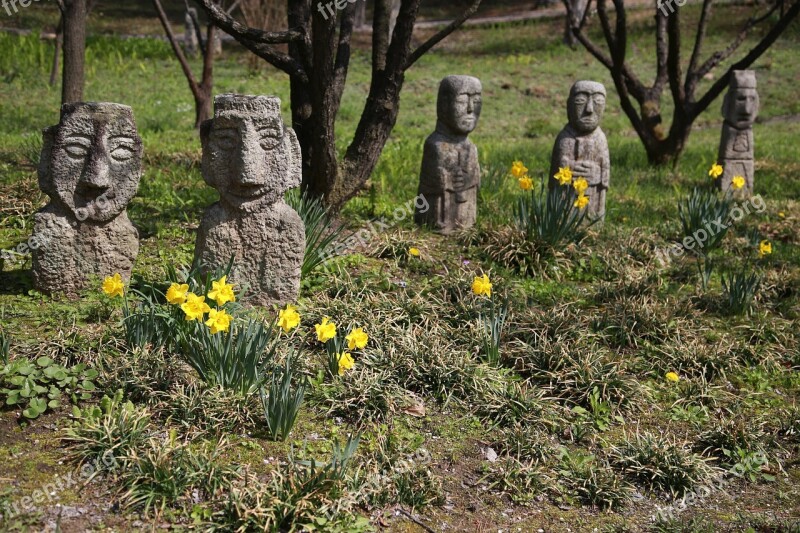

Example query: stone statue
[195,94,304,305]
[184,8,199,57]
[32,102,143,296]
[415,75,482,234]
[549,80,610,221]
[717,70,759,195]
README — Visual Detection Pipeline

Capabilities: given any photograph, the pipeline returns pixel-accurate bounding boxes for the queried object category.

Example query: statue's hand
[572,160,601,185]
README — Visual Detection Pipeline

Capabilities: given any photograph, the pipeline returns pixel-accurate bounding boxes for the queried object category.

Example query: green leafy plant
[261,355,306,442]
[0,357,97,419]
[556,447,631,510]
[478,295,509,366]
[571,386,621,431]
[721,266,761,315]
[677,187,732,254]
[0,329,8,366]
[287,189,349,279]
[725,448,774,482]
[177,318,279,397]
[514,179,592,250]
[64,390,151,473]
[609,432,716,497]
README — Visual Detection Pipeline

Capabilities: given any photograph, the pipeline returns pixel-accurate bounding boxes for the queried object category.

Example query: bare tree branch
[692,0,800,117]
[193,0,302,44]
[372,0,392,72]
[193,0,306,79]
[153,0,199,92]
[405,0,482,70]
[686,0,713,85]
[694,0,783,81]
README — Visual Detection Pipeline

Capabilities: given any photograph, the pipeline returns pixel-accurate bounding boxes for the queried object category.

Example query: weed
[287,189,349,279]
[0,356,97,419]
[609,432,718,497]
[64,390,151,474]
[556,448,632,510]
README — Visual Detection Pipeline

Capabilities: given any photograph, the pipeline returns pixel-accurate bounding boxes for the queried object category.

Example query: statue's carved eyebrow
[108,134,136,144]
[62,133,92,145]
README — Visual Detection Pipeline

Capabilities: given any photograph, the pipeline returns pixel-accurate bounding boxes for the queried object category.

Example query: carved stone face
[723,72,759,129]
[437,76,483,136]
[567,81,607,135]
[201,94,301,212]
[39,103,142,222]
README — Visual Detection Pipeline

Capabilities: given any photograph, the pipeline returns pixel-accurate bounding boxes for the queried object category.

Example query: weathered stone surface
[717,70,759,195]
[32,102,143,295]
[549,80,610,221]
[195,94,304,305]
[415,75,482,234]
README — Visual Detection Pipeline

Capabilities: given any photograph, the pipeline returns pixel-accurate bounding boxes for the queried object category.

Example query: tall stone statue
[717,70,759,195]
[549,80,610,221]
[195,94,304,305]
[32,102,143,296]
[415,75,482,234]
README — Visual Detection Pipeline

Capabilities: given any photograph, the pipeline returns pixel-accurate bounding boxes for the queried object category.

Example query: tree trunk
[61,0,87,105]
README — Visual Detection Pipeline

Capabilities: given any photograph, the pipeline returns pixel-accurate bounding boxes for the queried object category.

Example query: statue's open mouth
[73,184,112,206]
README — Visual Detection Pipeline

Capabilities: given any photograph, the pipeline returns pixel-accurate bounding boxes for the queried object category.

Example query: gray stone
[195,94,304,306]
[549,80,610,221]
[415,75,482,234]
[32,102,143,296]
[716,70,759,195]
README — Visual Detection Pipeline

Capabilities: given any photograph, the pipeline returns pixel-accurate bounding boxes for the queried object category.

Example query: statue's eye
[258,127,282,150]
[64,143,90,159]
[593,96,605,105]
[111,145,135,161]
[212,129,239,150]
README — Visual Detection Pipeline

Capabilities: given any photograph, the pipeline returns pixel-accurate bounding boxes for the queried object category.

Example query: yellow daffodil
[759,240,772,258]
[554,166,573,186]
[346,328,369,350]
[205,308,232,334]
[573,177,589,195]
[518,176,534,191]
[778,212,785,218]
[277,304,301,333]
[166,283,189,305]
[102,273,124,298]
[666,372,680,383]
[574,193,589,209]
[409,247,421,257]
[709,164,723,179]
[337,352,355,376]
[731,175,745,190]
[510,160,528,179]
[472,274,492,298]
[315,317,337,343]
[208,275,236,306]
[181,293,211,322]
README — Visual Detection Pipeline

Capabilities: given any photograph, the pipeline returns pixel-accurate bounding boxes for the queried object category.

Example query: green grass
[0,5,799,531]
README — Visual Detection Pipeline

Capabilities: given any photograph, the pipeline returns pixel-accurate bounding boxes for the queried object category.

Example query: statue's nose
[585,99,595,114]
[234,142,265,185]
[80,143,111,190]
